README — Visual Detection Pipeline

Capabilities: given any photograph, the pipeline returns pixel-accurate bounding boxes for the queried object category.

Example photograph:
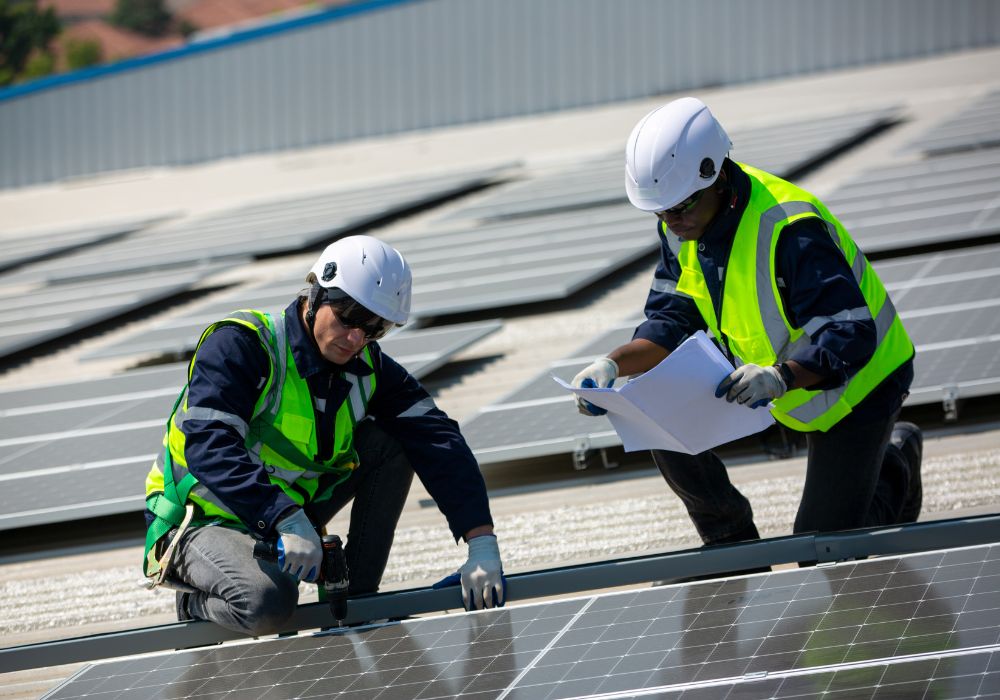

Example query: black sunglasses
[658,188,705,216]
[324,290,396,340]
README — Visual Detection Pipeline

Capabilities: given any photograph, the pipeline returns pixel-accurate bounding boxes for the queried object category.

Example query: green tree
[0,0,60,86]
[64,37,102,70]
[110,0,171,37]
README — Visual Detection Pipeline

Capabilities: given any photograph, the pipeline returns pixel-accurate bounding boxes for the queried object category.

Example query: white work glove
[460,535,505,610]
[275,509,322,582]
[716,363,787,409]
[433,534,506,611]
[571,357,619,416]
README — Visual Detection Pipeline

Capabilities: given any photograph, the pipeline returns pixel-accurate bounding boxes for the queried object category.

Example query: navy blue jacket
[634,159,912,422]
[146,300,493,540]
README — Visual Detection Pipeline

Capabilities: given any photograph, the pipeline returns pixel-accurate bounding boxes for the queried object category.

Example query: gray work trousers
[651,406,910,545]
[166,420,414,636]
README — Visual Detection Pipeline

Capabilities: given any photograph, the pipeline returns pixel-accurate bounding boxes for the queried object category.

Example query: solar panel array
[437,108,898,224]
[397,207,652,317]
[0,263,237,363]
[0,166,508,367]
[0,213,172,275]
[73,109,903,365]
[1,167,506,288]
[901,89,1000,156]
[0,320,501,531]
[823,148,1000,254]
[463,244,1000,465]
[43,541,1000,699]
[84,205,654,362]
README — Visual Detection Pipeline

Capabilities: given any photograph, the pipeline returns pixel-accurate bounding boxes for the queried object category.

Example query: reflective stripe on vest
[673,164,913,432]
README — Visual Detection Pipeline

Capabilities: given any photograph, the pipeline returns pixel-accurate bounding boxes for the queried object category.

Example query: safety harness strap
[143,391,199,579]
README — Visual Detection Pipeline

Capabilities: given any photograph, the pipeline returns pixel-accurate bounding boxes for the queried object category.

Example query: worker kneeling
[143,235,504,635]
[574,98,922,555]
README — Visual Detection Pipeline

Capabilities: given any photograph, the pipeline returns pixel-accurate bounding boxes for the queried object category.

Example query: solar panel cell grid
[904,304,1000,347]
[0,364,185,410]
[0,393,174,440]
[44,544,1000,699]
[0,424,162,476]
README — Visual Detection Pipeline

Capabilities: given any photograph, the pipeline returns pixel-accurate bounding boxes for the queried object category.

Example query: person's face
[655,182,723,241]
[310,304,369,364]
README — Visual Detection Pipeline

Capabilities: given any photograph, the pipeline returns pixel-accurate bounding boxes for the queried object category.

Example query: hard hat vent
[699,158,716,179]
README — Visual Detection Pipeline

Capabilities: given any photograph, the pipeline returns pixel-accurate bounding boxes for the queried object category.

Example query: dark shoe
[176,591,193,622]
[892,422,923,523]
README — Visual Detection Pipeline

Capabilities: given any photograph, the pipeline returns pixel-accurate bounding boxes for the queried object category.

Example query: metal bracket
[943,385,960,421]
[597,448,619,470]
[572,439,618,471]
[572,437,591,470]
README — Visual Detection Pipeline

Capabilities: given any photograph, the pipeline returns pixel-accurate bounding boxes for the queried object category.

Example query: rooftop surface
[1,45,1000,699]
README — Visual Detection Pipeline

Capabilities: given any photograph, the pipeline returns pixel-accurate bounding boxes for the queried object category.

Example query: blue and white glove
[433,534,506,611]
[716,364,787,409]
[275,509,322,582]
[571,357,619,416]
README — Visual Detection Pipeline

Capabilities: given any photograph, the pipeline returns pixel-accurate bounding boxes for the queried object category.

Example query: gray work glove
[275,509,322,582]
[571,357,619,416]
[460,534,505,610]
[716,363,787,409]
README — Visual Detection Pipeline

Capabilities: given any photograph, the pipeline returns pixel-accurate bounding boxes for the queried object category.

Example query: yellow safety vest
[672,163,913,432]
[143,308,375,576]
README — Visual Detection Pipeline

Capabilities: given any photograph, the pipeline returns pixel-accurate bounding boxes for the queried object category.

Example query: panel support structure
[2,514,999,674]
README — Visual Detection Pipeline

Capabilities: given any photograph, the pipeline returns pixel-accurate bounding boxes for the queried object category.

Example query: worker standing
[573,98,922,551]
[143,235,504,635]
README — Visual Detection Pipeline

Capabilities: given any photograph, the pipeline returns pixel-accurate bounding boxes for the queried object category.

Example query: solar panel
[438,108,897,223]
[462,323,634,466]
[463,244,1000,465]
[85,206,654,362]
[399,207,654,317]
[0,321,501,531]
[0,214,171,275]
[901,89,1000,156]
[0,263,236,362]
[1,167,507,287]
[41,541,1000,699]
[81,276,302,361]
[822,148,1000,253]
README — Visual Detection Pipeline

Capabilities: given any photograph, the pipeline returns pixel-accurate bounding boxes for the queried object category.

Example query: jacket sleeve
[776,218,877,390]
[633,225,707,351]
[182,325,298,537]
[365,344,493,541]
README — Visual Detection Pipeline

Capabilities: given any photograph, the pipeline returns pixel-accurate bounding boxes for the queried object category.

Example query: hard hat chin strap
[305,284,326,336]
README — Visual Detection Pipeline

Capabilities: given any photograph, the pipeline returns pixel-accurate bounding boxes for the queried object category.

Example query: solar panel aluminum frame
[3,513,999,674]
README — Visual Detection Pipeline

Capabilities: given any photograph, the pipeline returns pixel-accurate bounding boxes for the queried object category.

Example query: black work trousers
[651,406,909,545]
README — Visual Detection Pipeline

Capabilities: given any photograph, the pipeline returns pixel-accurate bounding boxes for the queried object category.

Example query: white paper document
[554,331,774,454]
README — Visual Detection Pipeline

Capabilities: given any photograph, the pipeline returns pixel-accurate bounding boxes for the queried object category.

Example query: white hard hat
[625,97,732,212]
[306,235,412,325]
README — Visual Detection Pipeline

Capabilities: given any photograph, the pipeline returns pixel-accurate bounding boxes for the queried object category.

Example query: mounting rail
[2,514,998,673]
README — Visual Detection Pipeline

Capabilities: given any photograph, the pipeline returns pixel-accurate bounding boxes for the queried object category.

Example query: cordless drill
[253,534,350,623]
